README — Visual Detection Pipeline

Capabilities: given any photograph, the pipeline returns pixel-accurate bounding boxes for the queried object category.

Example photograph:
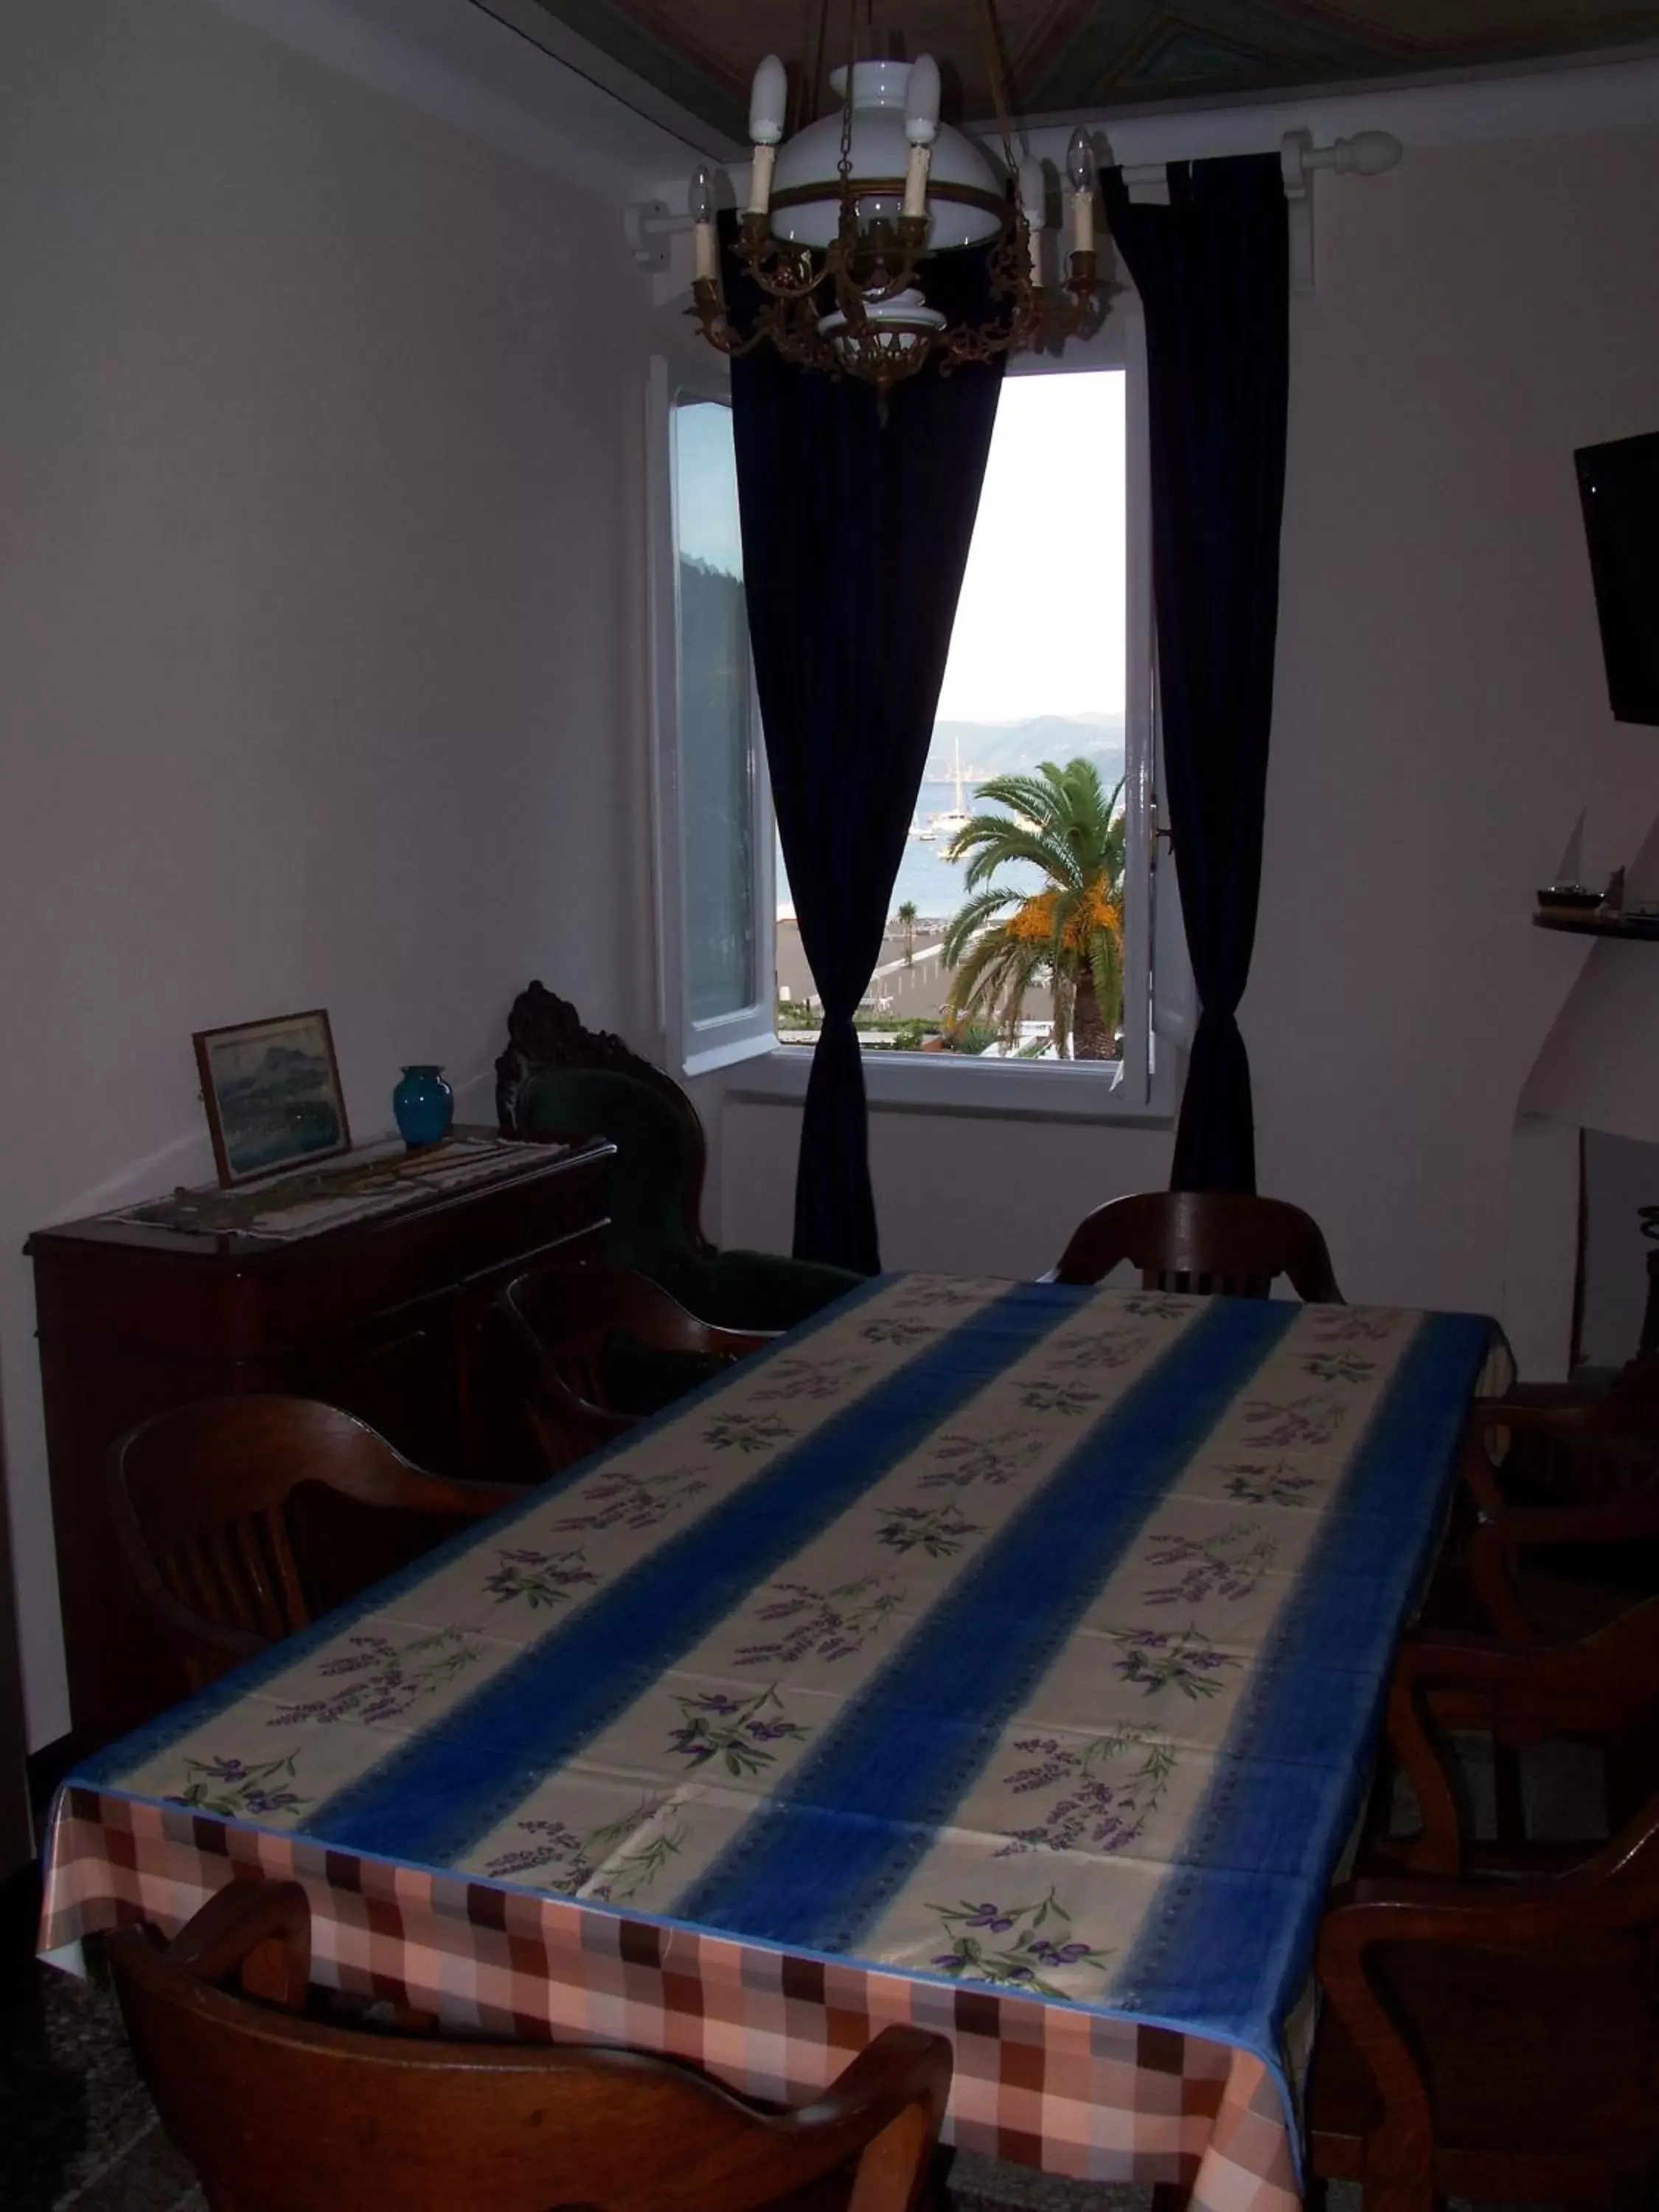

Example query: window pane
[675,400,757,1026]
[776,369,1129,1060]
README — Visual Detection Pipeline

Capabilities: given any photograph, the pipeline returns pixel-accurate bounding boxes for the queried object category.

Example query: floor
[0,1735,1603,2212]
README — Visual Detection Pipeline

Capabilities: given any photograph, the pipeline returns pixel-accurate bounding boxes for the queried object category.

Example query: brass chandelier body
[689,5,1110,403]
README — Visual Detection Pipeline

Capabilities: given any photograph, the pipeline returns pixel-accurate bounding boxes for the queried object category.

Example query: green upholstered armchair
[495,984,863,1333]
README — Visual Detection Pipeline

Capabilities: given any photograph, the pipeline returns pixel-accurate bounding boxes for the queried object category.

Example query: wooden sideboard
[27,1133,612,1752]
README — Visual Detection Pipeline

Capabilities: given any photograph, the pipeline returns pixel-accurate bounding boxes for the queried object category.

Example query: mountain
[924,712,1126,785]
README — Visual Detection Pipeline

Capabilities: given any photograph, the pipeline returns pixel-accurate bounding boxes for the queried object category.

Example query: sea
[778,779,1046,925]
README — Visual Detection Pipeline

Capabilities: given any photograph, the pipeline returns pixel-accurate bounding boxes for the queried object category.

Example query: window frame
[649,291,1187,1124]
[647,352,776,1077]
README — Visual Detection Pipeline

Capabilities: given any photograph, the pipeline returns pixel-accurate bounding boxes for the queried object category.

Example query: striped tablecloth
[41,1274,1501,2210]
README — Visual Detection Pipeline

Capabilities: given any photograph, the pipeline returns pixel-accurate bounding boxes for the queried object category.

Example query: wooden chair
[1377,1602,1659,1875]
[496,983,863,1331]
[497,1261,773,1474]
[1307,1800,1659,2212]
[108,1879,953,2212]
[109,1397,521,1693]
[1046,1191,1343,1300]
[1438,1362,1659,1644]
[1307,1625,1659,2212]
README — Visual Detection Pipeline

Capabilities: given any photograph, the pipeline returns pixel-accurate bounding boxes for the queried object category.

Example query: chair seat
[662,1249,863,1335]
[1308,1933,1659,2194]
[601,1335,730,1417]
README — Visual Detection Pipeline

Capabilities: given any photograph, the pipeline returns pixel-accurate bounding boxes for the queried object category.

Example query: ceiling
[524,1,1659,142]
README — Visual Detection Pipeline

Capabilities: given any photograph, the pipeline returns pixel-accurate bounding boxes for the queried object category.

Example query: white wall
[0,0,655,1745]
[1255,123,1659,1324]
[723,122,1659,1342]
[722,1094,1173,1280]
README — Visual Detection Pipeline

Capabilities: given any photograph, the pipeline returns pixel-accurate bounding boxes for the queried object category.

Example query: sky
[675,368,1127,723]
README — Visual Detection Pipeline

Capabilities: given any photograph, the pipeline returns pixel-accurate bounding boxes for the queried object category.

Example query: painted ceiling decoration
[526,0,1659,142]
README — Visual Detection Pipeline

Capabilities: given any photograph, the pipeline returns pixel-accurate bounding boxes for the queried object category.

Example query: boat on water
[925,731,973,844]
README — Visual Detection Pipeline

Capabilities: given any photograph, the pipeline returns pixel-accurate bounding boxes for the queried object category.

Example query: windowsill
[726,1043,1179,1127]
[682,1027,780,1079]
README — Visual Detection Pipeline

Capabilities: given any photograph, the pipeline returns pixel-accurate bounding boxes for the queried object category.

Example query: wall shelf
[1532,909,1659,941]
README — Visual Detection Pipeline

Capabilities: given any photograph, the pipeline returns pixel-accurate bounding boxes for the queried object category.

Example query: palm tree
[896,900,918,967]
[941,759,1126,1060]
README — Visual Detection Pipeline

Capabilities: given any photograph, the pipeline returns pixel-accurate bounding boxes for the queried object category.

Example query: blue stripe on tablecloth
[1113,1310,1495,2049]
[71,1277,892,1790]
[303,1279,1092,1863]
[677,1295,1300,1950]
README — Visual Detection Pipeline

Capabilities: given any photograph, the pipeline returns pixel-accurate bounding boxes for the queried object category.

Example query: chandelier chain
[837,0,856,187]
[791,0,821,134]
[977,0,1020,175]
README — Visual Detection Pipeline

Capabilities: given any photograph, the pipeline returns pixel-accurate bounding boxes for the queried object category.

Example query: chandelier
[687,3,1108,404]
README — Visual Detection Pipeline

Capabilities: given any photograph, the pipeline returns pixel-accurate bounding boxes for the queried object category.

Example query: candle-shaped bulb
[748,54,787,144]
[690,166,717,282]
[1067,128,1096,256]
[900,54,938,218]
[904,54,940,144]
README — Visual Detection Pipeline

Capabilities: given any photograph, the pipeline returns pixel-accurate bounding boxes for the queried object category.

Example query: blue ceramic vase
[392,1065,454,1148]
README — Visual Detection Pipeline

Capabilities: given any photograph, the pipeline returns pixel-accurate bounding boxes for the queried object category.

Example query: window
[651,304,1183,1119]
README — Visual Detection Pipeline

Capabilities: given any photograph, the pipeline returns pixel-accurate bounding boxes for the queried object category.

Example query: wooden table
[27,1130,611,1750]
[41,1273,1502,2208]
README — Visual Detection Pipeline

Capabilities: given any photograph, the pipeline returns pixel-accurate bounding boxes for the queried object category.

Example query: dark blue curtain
[1102,156,1290,1193]
[725,224,1004,1270]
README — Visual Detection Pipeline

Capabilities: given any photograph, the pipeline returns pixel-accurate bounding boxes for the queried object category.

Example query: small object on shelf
[393,1065,454,1148]
[1537,807,1602,911]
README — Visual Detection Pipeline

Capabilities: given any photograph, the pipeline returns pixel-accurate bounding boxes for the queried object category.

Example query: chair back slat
[161,1543,216,1625]
[109,1882,952,2212]
[192,1527,238,1628]
[261,1502,309,1628]
[224,1517,276,1638]
[1054,1192,1342,1302]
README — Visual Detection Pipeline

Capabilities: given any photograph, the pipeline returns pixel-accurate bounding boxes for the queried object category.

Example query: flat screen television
[1575,428,1659,726]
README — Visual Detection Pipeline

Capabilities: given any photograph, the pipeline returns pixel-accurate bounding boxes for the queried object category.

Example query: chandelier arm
[688,285,791,359]
[734,229,833,303]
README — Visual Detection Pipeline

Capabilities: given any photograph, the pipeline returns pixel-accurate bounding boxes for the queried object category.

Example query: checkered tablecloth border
[42,1786,1299,2211]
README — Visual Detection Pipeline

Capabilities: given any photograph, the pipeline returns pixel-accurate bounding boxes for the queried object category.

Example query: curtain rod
[1116,130,1402,293]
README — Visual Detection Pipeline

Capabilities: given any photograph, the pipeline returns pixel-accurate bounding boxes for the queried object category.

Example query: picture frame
[192,1009,352,1186]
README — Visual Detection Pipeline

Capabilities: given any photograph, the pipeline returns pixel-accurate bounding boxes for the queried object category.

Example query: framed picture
[193,1009,352,1186]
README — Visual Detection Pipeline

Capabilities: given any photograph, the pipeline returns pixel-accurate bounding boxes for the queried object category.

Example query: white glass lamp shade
[770,61,1004,251]
[817,286,949,358]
